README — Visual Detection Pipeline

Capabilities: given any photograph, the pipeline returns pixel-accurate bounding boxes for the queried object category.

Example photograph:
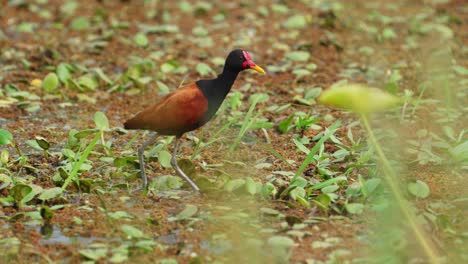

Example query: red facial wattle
[242,50,254,69]
[242,50,266,74]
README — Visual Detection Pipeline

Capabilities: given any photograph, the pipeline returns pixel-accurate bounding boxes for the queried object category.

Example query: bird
[124,49,265,191]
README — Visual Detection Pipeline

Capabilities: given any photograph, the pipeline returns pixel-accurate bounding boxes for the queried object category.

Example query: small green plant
[229,93,273,152]
[0,129,23,157]
[26,136,51,158]
[277,113,320,133]
[94,111,113,155]
[279,120,342,207]
[58,112,111,192]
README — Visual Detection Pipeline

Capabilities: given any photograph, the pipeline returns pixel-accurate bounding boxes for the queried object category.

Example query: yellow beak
[250,65,266,74]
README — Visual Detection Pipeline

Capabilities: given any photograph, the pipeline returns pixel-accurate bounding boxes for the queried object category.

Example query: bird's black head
[224,49,265,74]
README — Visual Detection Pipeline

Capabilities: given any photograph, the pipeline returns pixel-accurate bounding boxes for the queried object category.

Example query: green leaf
[0,129,13,145]
[453,65,468,75]
[38,187,62,201]
[40,206,54,220]
[173,204,198,221]
[278,115,294,133]
[382,27,397,39]
[345,203,364,214]
[0,237,20,255]
[408,180,430,199]
[192,26,208,36]
[94,111,110,131]
[35,136,50,150]
[310,176,347,190]
[74,129,98,139]
[290,177,308,188]
[290,187,306,201]
[312,193,331,210]
[261,182,277,198]
[17,22,36,33]
[267,235,294,261]
[73,217,83,224]
[224,179,245,192]
[161,62,177,73]
[260,207,281,215]
[42,73,59,91]
[10,184,33,203]
[364,178,381,195]
[61,131,101,191]
[268,236,294,248]
[79,248,107,260]
[158,150,172,169]
[135,240,157,252]
[449,141,468,163]
[56,63,72,84]
[108,211,133,220]
[296,195,310,207]
[432,24,453,39]
[159,259,179,264]
[245,177,257,195]
[121,224,145,239]
[70,16,90,30]
[60,1,78,16]
[319,83,401,114]
[93,68,113,84]
[77,74,99,91]
[26,139,43,151]
[1,149,9,165]
[283,14,307,29]
[156,81,170,94]
[286,51,310,62]
[321,185,339,193]
[152,175,183,191]
[196,63,214,76]
[293,69,312,77]
[294,121,341,178]
[134,33,149,47]
[249,93,269,104]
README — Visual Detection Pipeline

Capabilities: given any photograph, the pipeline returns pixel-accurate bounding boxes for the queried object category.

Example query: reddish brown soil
[0,0,466,263]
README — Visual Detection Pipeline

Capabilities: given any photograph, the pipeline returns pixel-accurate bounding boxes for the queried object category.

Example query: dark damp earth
[1,0,467,263]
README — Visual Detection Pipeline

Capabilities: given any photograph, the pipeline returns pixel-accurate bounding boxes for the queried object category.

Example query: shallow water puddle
[37,224,95,245]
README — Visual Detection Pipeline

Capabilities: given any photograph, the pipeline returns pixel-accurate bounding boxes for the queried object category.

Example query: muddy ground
[1,0,467,263]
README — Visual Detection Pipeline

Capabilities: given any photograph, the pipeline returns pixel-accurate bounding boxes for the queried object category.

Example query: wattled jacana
[124,49,265,191]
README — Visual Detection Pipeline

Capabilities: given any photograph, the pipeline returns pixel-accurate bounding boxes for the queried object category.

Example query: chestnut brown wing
[124,83,208,135]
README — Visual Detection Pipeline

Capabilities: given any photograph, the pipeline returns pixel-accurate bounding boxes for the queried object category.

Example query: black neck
[196,68,239,101]
[219,68,239,91]
[195,67,240,124]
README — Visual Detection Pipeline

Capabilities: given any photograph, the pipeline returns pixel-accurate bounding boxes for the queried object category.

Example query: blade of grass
[191,116,240,159]
[310,175,347,190]
[229,99,260,152]
[61,131,101,191]
[244,135,292,166]
[124,132,143,149]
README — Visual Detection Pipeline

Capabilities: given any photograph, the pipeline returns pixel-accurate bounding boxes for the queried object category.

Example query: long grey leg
[171,137,200,192]
[138,134,158,189]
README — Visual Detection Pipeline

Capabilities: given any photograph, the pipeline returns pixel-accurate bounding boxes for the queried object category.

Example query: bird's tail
[123,117,141,130]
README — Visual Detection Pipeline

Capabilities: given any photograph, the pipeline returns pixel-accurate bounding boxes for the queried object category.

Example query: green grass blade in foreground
[319,83,439,262]
[191,116,240,159]
[310,175,347,190]
[61,131,102,191]
[293,120,341,180]
[361,114,440,263]
[240,134,292,165]
[229,97,260,152]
